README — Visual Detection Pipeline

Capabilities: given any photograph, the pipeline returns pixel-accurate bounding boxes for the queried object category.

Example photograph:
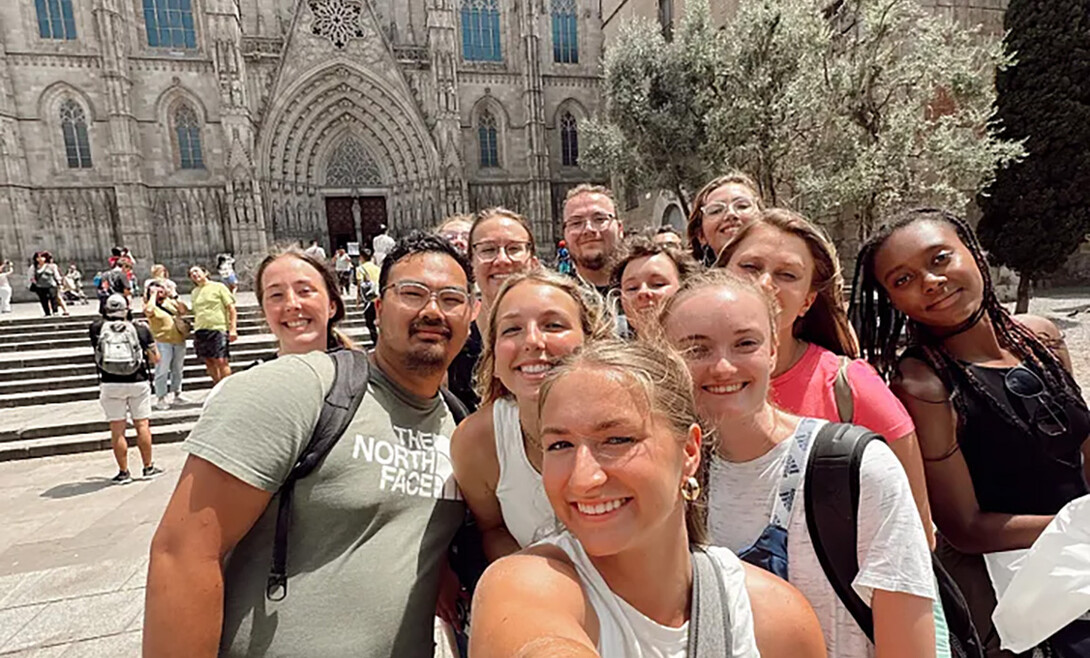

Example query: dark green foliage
[977,0,1090,293]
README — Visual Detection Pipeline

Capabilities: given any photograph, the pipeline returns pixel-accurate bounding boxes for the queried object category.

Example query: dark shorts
[194,329,229,360]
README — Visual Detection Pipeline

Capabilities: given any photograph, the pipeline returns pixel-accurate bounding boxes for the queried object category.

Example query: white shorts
[99,382,152,422]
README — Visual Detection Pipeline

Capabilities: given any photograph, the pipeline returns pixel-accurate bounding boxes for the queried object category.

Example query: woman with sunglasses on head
[451,270,614,563]
[851,208,1090,657]
[444,207,541,412]
[662,270,940,658]
[470,339,827,658]
[686,172,764,266]
[717,209,933,547]
[611,235,699,338]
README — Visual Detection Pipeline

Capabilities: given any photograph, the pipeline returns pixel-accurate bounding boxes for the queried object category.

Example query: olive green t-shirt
[182,352,464,658]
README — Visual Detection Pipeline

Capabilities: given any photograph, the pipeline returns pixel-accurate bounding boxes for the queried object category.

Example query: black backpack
[805,422,985,658]
[265,348,471,600]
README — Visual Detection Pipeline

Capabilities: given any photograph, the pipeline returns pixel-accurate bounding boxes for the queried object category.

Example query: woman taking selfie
[452,270,613,560]
[717,209,933,545]
[851,207,1090,657]
[661,270,939,658]
[470,339,826,658]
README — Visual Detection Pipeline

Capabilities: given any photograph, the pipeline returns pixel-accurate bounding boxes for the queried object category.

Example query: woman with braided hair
[850,207,1090,657]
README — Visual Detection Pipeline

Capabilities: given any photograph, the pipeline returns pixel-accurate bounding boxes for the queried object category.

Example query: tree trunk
[1015,274,1032,314]
[674,183,690,217]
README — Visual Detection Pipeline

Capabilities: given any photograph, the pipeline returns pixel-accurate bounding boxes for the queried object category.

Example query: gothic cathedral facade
[0,0,602,281]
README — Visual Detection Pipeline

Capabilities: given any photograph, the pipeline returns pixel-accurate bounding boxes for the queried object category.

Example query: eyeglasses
[701,198,756,219]
[1004,366,1069,437]
[383,281,470,313]
[563,213,616,234]
[472,241,533,263]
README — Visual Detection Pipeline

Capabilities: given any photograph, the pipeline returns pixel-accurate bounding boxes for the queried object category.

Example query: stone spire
[427,0,468,217]
[517,0,552,244]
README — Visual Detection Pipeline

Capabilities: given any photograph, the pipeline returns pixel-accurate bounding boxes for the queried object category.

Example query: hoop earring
[681,476,701,502]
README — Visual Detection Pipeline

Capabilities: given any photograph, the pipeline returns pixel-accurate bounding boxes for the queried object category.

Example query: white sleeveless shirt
[538,532,761,658]
[493,396,556,547]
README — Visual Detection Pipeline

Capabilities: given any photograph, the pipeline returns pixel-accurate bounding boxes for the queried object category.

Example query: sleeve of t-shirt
[852,441,936,605]
[847,359,915,441]
[218,284,236,307]
[182,355,329,492]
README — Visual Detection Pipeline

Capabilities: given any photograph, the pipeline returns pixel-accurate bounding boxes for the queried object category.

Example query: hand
[435,558,468,631]
[228,330,238,343]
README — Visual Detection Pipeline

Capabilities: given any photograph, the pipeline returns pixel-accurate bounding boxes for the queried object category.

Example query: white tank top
[493,396,556,547]
[538,532,761,658]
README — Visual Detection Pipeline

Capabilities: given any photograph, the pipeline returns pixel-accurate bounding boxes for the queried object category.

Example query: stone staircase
[0,305,373,461]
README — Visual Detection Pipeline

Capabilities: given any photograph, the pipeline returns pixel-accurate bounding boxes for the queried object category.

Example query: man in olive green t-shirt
[145,234,477,657]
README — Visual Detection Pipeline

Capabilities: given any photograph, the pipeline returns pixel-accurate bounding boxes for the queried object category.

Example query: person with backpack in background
[145,233,477,657]
[852,208,1090,657]
[90,294,163,484]
[661,270,942,658]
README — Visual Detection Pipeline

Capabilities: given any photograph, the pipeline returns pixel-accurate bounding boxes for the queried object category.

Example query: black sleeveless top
[903,348,1089,515]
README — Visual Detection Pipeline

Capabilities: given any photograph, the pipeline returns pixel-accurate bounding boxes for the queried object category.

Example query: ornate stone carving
[325,137,383,187]
[309,0,366,49]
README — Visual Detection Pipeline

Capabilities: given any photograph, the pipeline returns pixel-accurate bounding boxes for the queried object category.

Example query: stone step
[0,348,276,380]
[0,305,269,332]
[0,375,220,409]
[0,345,276,372]
[0,406,202,444]
[0,420,195,462]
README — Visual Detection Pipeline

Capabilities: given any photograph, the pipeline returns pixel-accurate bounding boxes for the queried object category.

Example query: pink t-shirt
[771,343,914,441]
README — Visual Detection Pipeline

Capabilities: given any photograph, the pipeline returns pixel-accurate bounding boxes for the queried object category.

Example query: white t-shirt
[538,532,760,658]
[708,418,936,658]
[304,244,327,261]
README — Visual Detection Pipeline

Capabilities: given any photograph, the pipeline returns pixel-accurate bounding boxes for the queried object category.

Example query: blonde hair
[475,270,614,403]
[657,268,781,350]
[151,264,169,279]
[685,172,764,261]
[716,207,858,356]
[538,339,710,546]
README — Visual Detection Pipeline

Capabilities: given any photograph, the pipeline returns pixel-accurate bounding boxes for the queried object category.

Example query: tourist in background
[188,265,237,384]
[561,184,625,298]
[304,238,327,261]
[217,253,238,295]
[0,259,13,313]
[99,257,133,316]
[145,264,178,298]
[29,251,66,316]
[654,224,685,249]
[333,247,354,295]
[355,248,380,342]
[373,224,395,266]
[143,281,189,410]
[62,263,87,305]
[438,214,474,256]
[686,172,763,265]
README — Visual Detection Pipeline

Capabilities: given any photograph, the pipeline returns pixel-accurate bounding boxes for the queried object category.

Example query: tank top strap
[492,396,522,477]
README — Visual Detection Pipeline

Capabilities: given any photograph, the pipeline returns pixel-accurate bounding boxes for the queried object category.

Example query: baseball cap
[104,294,128,318]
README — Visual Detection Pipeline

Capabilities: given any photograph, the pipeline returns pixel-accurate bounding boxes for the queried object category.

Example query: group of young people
[142,176,1088,658]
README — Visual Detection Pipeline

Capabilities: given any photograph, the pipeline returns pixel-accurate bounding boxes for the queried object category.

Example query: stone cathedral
[0,0,602,285]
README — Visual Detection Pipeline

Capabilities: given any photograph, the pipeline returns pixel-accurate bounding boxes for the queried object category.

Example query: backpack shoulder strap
[687,548,733,657]
[267,349,371,600]
[803,422,884,642]
[834,356,854,423]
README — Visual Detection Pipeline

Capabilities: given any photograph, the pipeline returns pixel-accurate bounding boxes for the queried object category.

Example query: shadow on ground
[40,477,127,499]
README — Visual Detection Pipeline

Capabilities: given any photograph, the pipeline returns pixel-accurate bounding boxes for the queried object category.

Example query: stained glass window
[551,0,578,64]
[35,0,76,40]
[461,0,501,62]
[175,105,204,170]
[479,110,499,168]
[560,112,578,167]
[60,99,91,169]
[144,0,197,49]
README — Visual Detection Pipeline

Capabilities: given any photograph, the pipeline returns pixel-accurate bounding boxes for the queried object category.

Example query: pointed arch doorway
[322,136,388,253]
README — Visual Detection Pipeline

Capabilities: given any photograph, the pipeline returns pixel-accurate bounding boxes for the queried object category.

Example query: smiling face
[540,367,700,557]
[563,192,623,272]
[260,255,337,355]
[471,216,539,307]
[374,252,473,375]
[724,223,817,340]
[493,281,586,403]
[698,183,760,257]
[620,253,682,335]
[872,219,985,330]
[663,286,777,425]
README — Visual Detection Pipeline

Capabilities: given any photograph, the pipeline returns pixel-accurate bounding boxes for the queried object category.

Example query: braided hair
[850,208,1085,442]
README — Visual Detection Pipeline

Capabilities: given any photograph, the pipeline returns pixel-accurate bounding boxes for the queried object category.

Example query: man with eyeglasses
[561,184,625,298]
[145,232,476,657]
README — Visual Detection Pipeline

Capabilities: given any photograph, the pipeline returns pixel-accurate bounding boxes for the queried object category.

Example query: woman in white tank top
[451,270,614,559]
[469,340,826,658]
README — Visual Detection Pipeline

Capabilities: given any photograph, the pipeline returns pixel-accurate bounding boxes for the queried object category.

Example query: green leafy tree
[977,0,1090,313]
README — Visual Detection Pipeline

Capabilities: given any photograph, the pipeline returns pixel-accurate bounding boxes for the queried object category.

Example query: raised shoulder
[744,563,827,658]
[470,544,599,658]
[892,356,950,404]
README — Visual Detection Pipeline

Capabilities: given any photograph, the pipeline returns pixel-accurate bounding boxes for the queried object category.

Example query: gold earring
[680,476,701,502]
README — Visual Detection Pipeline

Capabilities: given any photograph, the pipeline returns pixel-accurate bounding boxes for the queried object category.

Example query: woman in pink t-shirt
[717,208,933,546]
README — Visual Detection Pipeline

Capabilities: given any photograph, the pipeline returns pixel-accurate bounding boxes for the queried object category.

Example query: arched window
[59,99,91,169]
[326,137,383,187]
[478,110,499,168]
[35,0,76,40]
[551,0,578,64]
[560,111,578,167]
[174,105,204,170]
[144,0,197,49]
[461,0,501,62]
